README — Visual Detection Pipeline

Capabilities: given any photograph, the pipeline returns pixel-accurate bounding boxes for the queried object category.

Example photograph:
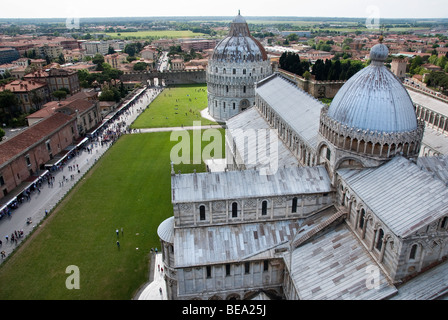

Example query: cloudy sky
[1,0,447,19]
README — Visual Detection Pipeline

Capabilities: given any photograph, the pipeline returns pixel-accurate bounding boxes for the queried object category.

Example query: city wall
[278,69,345,99]
[120,70,206,86]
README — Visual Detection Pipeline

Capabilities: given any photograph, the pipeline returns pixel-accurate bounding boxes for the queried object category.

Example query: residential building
[0,112,79,200]
[0,80,50,113]
[0,48,20,65]
[27,98,101,135]
[25,68,81,96]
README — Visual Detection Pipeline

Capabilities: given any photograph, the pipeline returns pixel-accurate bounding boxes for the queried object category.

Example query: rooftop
[285,223,397,300]
[338,156,448,238]
[171,165,332,204]
[0,113,74,166]
[256,74,323,150]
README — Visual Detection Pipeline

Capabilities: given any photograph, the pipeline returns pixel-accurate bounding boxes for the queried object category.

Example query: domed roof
[157,216,174,243]
[327,43,418,133]
[211,12,268,63]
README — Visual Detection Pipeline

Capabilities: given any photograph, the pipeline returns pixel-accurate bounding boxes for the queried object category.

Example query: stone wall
[120,70,206,86]
[176,259,284,300]
[173,194,334,228]
[278,69,345,99]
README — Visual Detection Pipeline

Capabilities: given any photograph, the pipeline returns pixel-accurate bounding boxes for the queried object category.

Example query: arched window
[441,217,448,229]
[226,85,229,93]
[243,69,246,75]
[359,209,365,229]
[233,68,236,75]
[261,200,268,215]
[215,67,218,73]
[232,202,238,218]
[409,244,418,260]
[223,68,226,74]
[199,205,206,221]
[243,86,246,93]
[291,197,298,213]
[376,228,384,251]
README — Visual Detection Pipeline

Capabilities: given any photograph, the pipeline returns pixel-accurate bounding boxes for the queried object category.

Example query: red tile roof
[0,113,75,165]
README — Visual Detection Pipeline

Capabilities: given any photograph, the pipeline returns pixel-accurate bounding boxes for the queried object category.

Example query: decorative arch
[335,157,365,171]
[226,293,241,300]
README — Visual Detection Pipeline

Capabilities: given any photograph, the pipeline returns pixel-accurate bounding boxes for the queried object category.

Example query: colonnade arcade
[319,106,425,159]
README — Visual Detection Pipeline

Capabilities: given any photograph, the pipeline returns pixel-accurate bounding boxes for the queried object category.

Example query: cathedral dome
[327,43,418,133]
[211,12,268,63]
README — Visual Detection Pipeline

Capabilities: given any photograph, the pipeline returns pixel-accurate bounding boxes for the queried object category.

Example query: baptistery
[206,12,273,121]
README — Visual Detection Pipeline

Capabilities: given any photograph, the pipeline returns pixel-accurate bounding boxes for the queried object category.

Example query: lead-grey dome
[211,12,268,63]
[327,43,418,133]
[157,216,174,243]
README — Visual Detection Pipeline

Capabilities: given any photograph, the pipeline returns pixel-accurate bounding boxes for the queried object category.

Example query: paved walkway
[136,253,167,300]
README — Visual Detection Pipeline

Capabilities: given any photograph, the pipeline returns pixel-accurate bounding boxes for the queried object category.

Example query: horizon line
[0,15,447,20]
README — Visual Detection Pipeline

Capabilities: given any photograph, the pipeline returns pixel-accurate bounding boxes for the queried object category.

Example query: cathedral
[157,13,448,300]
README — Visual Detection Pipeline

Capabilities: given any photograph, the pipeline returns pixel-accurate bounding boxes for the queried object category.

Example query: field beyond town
[103,30,207,39]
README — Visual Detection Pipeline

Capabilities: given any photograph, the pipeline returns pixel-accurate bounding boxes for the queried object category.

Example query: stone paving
[136,252,168,300]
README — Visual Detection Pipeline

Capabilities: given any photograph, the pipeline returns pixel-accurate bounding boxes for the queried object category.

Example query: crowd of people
[0,85,164,261]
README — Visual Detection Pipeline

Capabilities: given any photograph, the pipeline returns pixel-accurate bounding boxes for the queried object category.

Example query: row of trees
[279,51,366,81]
[279,52,310,77]
[168,46,202,62]
[425,71,448,93]
[312,59,365,81]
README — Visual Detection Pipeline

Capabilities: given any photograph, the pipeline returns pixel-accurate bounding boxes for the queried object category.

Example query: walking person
[116,241,120,250]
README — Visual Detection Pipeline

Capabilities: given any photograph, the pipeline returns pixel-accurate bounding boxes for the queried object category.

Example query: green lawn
[0,129,225,300]
[103,30,207,39]
[131,84,219,129]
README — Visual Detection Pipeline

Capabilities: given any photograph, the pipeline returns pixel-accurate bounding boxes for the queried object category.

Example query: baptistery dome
[327,43,417,133]
[207,12,273,121]
[211,13,268,63]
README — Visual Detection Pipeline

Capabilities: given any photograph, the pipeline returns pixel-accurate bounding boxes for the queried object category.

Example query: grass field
[131,84,218,129]
[0,129,225,300]
[103,30,207,39]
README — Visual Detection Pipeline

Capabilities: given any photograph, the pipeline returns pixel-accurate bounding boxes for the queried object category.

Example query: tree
[286,33,299,42]
[58,53,66,65]
[92,54,105,66]
[0,90,18,111]
[108,46,116,55]
[0,127,4,140]
[52,90,67,101]
[312,59,326,80]
[99,88,121,102]
[328,60,342,80]
[133,62,148,71]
